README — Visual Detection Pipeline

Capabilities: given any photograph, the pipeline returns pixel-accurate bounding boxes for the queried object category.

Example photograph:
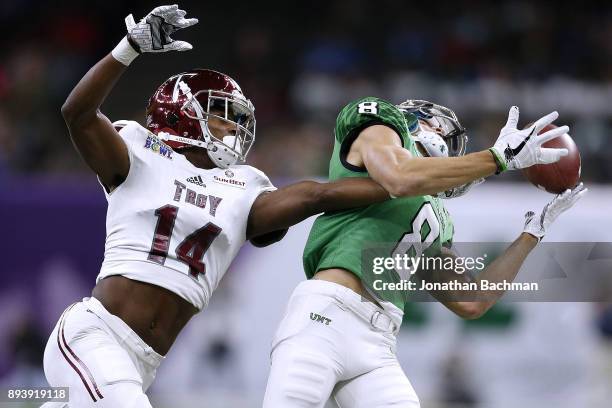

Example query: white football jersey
[97,121,276,310]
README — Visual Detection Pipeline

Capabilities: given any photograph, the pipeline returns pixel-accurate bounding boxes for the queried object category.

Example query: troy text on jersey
[173,180,222,216]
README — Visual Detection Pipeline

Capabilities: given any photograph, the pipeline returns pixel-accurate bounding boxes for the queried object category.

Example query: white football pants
[263,280,420,408]
[42,297,163,408]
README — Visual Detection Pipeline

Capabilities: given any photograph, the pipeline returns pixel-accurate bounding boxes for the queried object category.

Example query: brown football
[522,123,581,194]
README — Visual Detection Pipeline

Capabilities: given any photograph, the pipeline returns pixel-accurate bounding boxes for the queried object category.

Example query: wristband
[488,147,507,174]
[111,36,139,66]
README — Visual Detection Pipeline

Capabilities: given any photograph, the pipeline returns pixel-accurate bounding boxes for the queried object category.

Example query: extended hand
[126,4,198,53]
[490,106,569,172]
[523,182,587,241]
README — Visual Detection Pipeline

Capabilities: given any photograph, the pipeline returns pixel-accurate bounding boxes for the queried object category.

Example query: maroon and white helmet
[146,69,255,168]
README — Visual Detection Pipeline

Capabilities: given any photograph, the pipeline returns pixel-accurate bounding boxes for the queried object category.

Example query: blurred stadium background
[1,1,611,407]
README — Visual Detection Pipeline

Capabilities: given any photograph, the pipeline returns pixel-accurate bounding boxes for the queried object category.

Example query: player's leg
[333,363,420,408]
[263,341,339,408]
[263,282,347,407]
[314,281,419,408]
[43,302,154,407]
[95,382,153,408]
[41,321,73,408]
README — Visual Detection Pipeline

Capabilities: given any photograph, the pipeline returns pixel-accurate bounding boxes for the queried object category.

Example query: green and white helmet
[397,99,479,199]
[397,99,467,158]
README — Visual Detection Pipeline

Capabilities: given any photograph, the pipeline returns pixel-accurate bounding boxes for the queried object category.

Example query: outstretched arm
[246,178,390,240]
[418,184,587,319]
[422,235,537,319]
[61,5,197,191]
[353,107,569,198]
[61,54,130,190]
[357,125,497,197]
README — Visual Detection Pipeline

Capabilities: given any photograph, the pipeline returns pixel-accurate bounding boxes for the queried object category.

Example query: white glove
[437,178,484,199]
[127,4,198,52]
[112,5,198,65]
[523,182,587,241]
[489,106,569,172]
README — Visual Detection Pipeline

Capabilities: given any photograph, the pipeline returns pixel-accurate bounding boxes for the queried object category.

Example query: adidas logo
[187,175,206,187]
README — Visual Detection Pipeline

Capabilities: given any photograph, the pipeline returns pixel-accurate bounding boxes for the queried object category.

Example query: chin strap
[158,132,209,149]
[157,132,239,169]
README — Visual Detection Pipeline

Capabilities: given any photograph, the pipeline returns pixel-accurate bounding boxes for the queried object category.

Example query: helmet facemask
[398,99,467,158]
[398,99,475,199]
[163,80,256,168]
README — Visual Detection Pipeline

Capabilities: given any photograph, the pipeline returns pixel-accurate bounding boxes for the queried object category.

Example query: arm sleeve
[241,165,278,218]
[250,167,277,196]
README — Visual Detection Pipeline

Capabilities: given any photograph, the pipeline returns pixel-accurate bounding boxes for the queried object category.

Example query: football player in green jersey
[263,98,586,408]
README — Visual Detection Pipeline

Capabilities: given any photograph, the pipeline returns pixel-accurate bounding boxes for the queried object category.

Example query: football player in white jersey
[41,5,395,407]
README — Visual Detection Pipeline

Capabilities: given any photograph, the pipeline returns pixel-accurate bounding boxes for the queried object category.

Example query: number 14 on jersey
[148,205,222,278]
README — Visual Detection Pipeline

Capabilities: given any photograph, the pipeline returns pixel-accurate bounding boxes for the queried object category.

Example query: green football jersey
[302,97,454,311]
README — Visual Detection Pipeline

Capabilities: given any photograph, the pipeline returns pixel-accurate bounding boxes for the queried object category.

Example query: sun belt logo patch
[144,135,173,159]
[213,175,246,189]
